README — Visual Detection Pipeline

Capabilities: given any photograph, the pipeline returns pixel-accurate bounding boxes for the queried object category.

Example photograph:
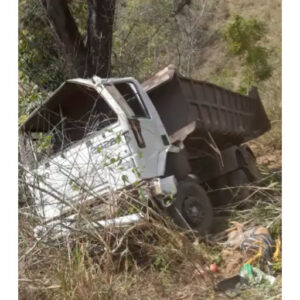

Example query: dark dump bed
[143,65,271,147]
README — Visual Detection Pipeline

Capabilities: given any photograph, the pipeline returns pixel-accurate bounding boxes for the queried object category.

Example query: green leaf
[121,174,129,184]
[138,151,143,159]
[116,135,121,144]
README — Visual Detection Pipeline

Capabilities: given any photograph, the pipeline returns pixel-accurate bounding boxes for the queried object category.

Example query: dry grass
[215,169,282,236]
[19,167,282,300]
[19,210,217,300]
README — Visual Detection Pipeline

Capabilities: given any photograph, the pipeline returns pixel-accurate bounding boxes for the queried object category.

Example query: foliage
[68,0,88,36]
[18,0,219,105]
[112,0,219,80]
[210,68,235,90]
[222,15,273,92]
[226,169,282,238]
[19,0,69,91]
[18,73,46,121]
[19,0,71,121]
[112,0,174,80]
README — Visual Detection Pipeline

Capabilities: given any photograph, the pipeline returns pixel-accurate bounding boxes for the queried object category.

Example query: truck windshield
[50,106,117,153]
[24,83,118,160]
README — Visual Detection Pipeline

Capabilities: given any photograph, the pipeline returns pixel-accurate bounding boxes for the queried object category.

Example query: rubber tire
[167,180,213,235]
[245,149,261,181]
[239,145,261,181]
[228,169,251,201]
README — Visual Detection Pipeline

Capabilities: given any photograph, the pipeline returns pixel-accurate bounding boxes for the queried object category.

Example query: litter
[272,238,281,262]
[225,221,275,267]
[239,264,276,285]
[216,263,276,295]
[210,263,217,273]
[216,274,245,292]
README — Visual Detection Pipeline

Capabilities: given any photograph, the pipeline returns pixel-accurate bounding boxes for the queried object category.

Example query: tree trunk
[85,0,116,78]
[40,0,116,78]
[40,0,87,77]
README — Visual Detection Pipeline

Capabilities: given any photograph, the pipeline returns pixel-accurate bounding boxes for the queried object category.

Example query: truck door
[104,80,170,179]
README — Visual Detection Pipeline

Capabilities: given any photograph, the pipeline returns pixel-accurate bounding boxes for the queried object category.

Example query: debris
[225,221,246,249]
[216,274,248,294]
[272,238,281,262]
[240,263,253,278]
[193,263,218,276]
[225,221,275,267]
[239,264,276,285]
[216,274,242,291]
[216,264,276,296]
[220,248,244,276]
[210,263,217,273]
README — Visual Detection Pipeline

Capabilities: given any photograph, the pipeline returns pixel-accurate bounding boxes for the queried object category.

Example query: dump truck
[20,65,270,237]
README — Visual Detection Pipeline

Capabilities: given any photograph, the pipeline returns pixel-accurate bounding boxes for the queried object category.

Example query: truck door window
[114,82,150,118]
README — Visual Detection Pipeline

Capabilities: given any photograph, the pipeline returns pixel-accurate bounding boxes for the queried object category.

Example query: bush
[222,15,272,92]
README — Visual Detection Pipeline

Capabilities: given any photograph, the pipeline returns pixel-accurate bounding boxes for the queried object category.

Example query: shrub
[222,15,272,92]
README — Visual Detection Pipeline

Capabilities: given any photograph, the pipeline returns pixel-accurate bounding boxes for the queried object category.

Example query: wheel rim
[183,196,205,226]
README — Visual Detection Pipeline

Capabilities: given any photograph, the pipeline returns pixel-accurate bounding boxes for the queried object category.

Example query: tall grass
[19,209,215,300]
[19,168,282,299]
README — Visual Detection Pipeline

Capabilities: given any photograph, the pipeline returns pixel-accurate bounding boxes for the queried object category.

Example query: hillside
[188,0,282,169]
[19,0,282,299]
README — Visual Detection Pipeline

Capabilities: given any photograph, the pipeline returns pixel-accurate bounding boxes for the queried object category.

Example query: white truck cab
[21,74,182,238]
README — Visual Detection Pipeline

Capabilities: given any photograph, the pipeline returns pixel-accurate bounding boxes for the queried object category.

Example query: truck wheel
[238,145,261,181]
[167,180,213,234]
[229,169,250,201]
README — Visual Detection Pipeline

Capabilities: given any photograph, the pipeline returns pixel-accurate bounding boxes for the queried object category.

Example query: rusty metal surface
[143,65,271,147]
